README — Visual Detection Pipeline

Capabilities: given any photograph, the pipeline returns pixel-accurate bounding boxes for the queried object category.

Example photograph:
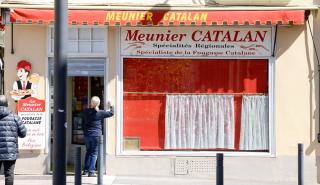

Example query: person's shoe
[88,172,97,177]
[82,170,88,176]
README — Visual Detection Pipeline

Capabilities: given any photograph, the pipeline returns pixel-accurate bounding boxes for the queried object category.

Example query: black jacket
[0,106,27,161]
[82,107,114,137]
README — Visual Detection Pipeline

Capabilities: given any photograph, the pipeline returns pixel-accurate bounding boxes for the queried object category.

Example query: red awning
[10,8,305,26]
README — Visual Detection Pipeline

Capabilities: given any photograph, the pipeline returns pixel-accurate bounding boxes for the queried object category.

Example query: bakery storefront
[4,6,320,182]
[115,11,304,160]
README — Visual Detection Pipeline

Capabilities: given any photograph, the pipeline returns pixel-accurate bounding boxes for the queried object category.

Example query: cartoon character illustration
[10,60,38,101]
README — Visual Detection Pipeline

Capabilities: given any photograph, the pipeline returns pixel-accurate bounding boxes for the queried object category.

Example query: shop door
[49,58,106,173]
[72,77,105,145]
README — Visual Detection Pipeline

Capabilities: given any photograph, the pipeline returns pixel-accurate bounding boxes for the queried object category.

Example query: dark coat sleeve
[14,115,27,138]
[100,106,114,118]
[82,110,87,135]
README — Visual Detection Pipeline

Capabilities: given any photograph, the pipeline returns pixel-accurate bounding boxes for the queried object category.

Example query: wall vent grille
[174,158,215,176]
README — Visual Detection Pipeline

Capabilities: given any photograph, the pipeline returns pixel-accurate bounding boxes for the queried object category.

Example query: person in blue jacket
[0,95,27,185]
[82,96,114,177]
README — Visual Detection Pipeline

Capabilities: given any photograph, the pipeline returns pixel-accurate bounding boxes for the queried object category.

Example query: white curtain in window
[165,95,235,149]
[240,95,269,150]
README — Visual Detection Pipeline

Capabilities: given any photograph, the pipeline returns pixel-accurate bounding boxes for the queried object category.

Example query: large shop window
[123,58,269,152]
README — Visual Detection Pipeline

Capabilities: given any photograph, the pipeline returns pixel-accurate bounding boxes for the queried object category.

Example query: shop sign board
[17,97,46,150]
[120,27,272,57]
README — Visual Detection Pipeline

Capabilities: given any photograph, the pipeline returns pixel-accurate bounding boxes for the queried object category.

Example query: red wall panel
[123,95,165,150]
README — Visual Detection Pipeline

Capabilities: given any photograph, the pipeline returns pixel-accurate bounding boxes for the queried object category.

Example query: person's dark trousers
[0,160,16,185]
[84,136,99,173]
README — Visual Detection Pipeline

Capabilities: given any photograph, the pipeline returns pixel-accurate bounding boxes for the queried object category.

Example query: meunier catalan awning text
[106,12,208,22]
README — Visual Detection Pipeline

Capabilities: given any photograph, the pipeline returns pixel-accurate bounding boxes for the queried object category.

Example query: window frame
[47,25,107,57]
[116,27,276,157]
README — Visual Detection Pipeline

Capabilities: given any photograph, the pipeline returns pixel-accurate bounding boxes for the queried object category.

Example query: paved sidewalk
[0,174,315,185]
[0,175,214,185]
[0,175,114,185]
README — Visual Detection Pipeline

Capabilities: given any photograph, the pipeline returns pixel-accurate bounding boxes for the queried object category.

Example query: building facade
[1,0,320,183]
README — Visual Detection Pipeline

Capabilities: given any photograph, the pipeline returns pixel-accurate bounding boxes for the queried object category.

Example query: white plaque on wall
[121,27,273,57]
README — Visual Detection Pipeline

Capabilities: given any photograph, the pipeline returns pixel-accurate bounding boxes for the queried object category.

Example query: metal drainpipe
[11,22,14,54]
[318,66,320,143]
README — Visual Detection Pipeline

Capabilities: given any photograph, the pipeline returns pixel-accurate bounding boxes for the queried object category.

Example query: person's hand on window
[107,101,114,111]
[95,106,99,111]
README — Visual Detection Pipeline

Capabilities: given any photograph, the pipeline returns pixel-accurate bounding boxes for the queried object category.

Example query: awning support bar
[272,25,278,57]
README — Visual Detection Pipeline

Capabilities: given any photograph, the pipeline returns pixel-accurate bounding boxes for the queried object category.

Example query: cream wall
[4,25,48,174]
[276,25,318,155]
[107,27,117,155]
[3,0,318,6]
[275,10,320,158]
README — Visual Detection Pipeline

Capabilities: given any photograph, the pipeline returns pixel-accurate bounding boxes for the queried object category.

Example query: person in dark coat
[82,96,113,177]
[0,95,27,185]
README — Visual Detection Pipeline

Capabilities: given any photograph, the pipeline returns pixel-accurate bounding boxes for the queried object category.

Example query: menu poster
[17,97,46,150]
